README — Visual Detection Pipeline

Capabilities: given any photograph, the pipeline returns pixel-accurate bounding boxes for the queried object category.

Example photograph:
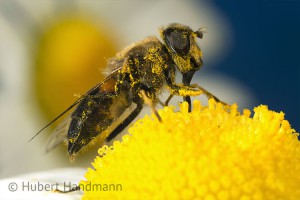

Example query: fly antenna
[196,27,207,39]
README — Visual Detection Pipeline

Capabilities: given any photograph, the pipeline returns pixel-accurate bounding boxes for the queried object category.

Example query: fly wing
[43,67,125,154]
[66,77,134,156]
[45,113,72,152]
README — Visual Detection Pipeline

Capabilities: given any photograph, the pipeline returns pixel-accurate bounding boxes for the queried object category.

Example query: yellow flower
[80,99,300,200]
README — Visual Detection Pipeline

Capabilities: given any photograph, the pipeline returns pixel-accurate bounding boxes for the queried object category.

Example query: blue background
[203,1,300,133]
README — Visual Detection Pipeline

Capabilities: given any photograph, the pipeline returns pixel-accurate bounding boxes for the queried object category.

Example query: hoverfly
[30,23,225,157]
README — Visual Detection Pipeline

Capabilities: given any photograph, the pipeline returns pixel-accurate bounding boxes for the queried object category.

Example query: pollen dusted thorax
[113,37,170,101]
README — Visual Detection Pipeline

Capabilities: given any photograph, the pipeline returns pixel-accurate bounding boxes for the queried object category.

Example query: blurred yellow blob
[34,14,117,122]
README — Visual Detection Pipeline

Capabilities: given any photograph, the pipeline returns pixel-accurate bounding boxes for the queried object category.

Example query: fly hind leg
[106,104,143,142]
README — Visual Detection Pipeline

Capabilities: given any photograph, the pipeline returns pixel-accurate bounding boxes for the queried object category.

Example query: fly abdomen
[67,95,114,156]
[67,73,133,156]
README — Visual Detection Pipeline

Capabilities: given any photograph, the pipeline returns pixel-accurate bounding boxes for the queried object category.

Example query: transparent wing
[41,67,126,154]
[45,113,72,153]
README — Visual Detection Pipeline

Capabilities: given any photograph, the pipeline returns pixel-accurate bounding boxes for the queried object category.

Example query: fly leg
[164,67,200,111]
[106,104,143,142]
[167,83,229,108]
[166,84,203,98]
[164,67,228,109]
[164,94,174,106]
[140,90,162,122]
[182,71,195,112]
[157,94,173,107]
[190,84,229,106]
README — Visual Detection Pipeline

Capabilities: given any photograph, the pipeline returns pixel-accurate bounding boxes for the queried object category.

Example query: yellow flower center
[80,99,300,200]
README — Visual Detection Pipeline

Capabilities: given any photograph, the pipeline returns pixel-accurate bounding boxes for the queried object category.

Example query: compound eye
[165,29,190,57]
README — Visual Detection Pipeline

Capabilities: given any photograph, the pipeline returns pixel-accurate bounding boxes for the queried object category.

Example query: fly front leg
[190,84,229,106]
[164,67,228,109]
[164,67,202,109]
[167,83,229,107]
[166,83,203,97]
[166,83,203,112]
